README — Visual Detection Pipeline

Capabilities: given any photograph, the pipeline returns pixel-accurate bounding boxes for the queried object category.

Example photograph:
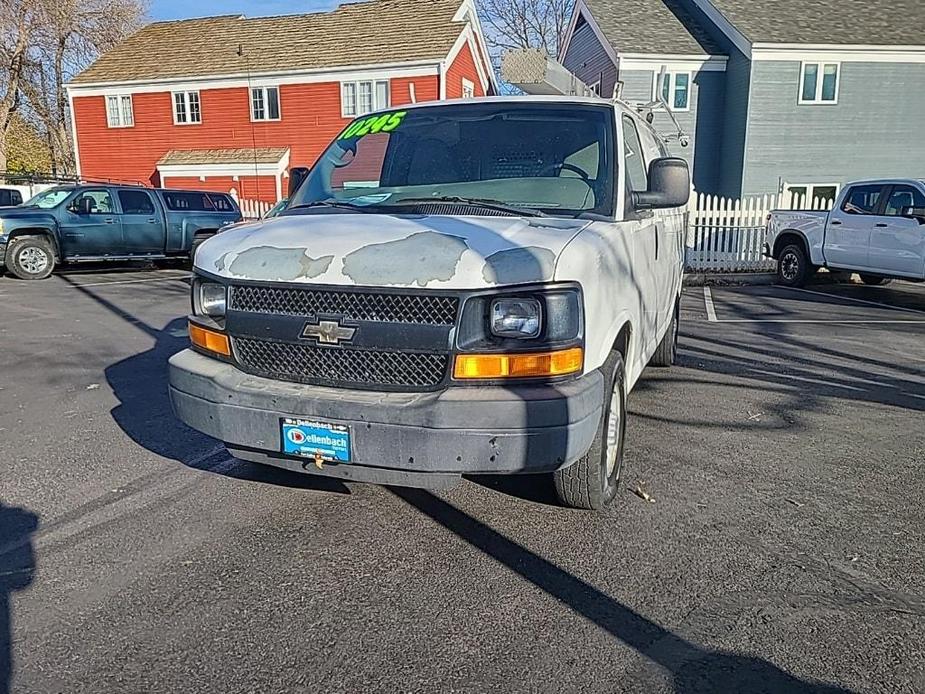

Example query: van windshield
[25,187,73,209]
[290,102,615,218]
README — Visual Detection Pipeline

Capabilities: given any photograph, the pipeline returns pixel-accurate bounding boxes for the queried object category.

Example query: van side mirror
[901,206,925,222]
[288,167,311,198]
[633,157,690,210]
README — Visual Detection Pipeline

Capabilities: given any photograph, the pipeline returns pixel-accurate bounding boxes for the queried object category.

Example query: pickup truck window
[841,185,884,215]
[118,190,156,215]
[164,191,216,211]
[25,188,71,209]
[883,186,925,216]
[70,190,114,214]
[622,115,648,193]
[292,102,616,218]
[208,194,236,212]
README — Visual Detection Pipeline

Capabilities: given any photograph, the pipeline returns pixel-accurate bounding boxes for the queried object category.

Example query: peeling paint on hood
[196,213,592,289]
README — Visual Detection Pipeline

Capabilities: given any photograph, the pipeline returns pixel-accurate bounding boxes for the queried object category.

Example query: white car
[168,96,689,510]
[766,179,925,286]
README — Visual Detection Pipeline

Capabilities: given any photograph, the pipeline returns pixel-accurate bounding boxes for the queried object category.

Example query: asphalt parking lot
[1,268,923,693]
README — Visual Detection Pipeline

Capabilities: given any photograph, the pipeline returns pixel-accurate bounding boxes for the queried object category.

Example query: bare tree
[478,0,574,59]
[2,0,147,174]
[0,0,41,172]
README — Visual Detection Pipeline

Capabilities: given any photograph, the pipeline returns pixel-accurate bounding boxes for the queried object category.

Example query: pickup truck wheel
[553,353,626,510]
[7,237,56,280]
[650,299,679,367]
[777,244,810,287]
[859,274,892,286]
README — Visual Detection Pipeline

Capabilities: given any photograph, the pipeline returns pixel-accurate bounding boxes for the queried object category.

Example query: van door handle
[875,223,889,228]
[830,220,842,226]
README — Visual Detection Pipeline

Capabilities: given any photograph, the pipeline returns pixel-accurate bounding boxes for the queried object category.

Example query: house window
[800,63,839,104]
[653,73,690,111]
[251,86,280,121]
[787,183,839,208]
[173,91,201,124]
[462,78,476,99]
[588,80,602,97]
[106,95,134,127]
[341,80,389,117]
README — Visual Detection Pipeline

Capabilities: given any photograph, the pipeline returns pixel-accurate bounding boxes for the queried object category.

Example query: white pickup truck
[168,96,690,510]
[766,179,925,287]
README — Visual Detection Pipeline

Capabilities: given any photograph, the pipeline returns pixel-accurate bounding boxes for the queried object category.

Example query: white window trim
[588,79,602,97]
[786,183,841,206]
[340,79,390,118]
[798,62,840,105]
[462,77,476,99]
[172,90,201,125]
[106,94,134,128]
[250,86,281,122]
[651,72,691,112]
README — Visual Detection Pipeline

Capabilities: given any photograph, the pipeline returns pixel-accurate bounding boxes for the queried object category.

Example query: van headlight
[490,298,541,338]
[195,280,227,317]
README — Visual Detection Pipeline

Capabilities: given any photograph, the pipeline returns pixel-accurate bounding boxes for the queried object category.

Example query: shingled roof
[157,148,290,166]
[72,0,467,85]
[582,0,724,56]
[706,0,925,46]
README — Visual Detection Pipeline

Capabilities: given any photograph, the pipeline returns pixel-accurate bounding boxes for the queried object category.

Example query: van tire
[553,353,626,511]
[776,243,811,287]
[7,236,56,280]
[650,299,679,367]
[859,274,891,286]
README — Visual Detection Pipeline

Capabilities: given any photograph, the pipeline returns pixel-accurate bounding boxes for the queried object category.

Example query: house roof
[705,0,925,46]
[581,0,724,56]
[72,0,466,85]
[157,148,290,166]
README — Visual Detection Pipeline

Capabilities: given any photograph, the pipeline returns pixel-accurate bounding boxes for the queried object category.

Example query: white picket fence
[686,190,833,272]
[236,197,273,220]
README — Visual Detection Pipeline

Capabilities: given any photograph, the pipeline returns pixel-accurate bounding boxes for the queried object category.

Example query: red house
[66,0,496,204]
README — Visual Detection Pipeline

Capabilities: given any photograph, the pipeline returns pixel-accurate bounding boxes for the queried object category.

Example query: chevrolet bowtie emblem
[301,319,356,345]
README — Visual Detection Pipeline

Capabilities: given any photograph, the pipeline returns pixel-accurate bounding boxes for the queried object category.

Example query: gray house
[561,0,925,200]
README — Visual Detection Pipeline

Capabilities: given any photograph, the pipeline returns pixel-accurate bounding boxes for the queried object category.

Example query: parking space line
[749,368,866,392]
[713,318,925,324]
[787,286,925,315]
[69,274,190,288]
[703,286,717,322]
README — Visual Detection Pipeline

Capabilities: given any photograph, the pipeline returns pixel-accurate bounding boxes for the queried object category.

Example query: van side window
[841,185,883,215]
[883,185,925,216]
[622,115,647,193]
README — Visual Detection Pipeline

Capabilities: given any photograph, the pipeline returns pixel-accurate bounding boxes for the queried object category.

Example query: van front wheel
[553,353,626,510]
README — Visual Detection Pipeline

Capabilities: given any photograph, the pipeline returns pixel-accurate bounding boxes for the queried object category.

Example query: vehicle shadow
[58,276,350,496]
[392,487,852,693]
[0,502,39,694]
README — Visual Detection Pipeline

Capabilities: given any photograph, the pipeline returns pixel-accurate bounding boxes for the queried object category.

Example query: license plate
[281,418,351,463]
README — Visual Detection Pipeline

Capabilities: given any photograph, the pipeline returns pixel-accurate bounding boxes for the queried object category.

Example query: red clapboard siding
[445,42,486,99]
[73,76,441,203]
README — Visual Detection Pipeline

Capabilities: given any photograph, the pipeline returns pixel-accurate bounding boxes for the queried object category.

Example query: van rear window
[163,191,217,211]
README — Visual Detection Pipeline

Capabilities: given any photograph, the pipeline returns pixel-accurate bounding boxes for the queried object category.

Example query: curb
[683,273,774,287]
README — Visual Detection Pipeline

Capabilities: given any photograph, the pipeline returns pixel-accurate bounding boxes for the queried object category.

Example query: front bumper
[168,349,604,487]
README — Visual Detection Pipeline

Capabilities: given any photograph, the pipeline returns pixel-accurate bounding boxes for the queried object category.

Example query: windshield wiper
[288,200,378,213]
[389,196,547,218]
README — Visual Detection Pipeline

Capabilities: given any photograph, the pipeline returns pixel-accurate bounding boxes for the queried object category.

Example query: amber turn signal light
[453,347,583,380]
[189,322,231,357]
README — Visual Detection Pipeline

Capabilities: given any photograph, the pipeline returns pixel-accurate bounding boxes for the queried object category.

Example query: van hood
[197,213,592,289]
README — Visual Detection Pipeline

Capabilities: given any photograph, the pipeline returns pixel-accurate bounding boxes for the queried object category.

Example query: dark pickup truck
[0,184,242,279]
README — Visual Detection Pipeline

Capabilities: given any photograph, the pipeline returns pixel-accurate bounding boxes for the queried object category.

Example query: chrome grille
[230,285,458,325]
[234,337,448,390]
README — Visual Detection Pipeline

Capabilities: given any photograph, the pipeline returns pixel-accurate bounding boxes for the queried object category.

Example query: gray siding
[742,61,925,195]
[717,50,750,197]
[561,21,618,99]
[620,68,726,193]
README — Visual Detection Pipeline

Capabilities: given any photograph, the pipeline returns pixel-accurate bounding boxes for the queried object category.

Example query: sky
[149,0,366,20]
